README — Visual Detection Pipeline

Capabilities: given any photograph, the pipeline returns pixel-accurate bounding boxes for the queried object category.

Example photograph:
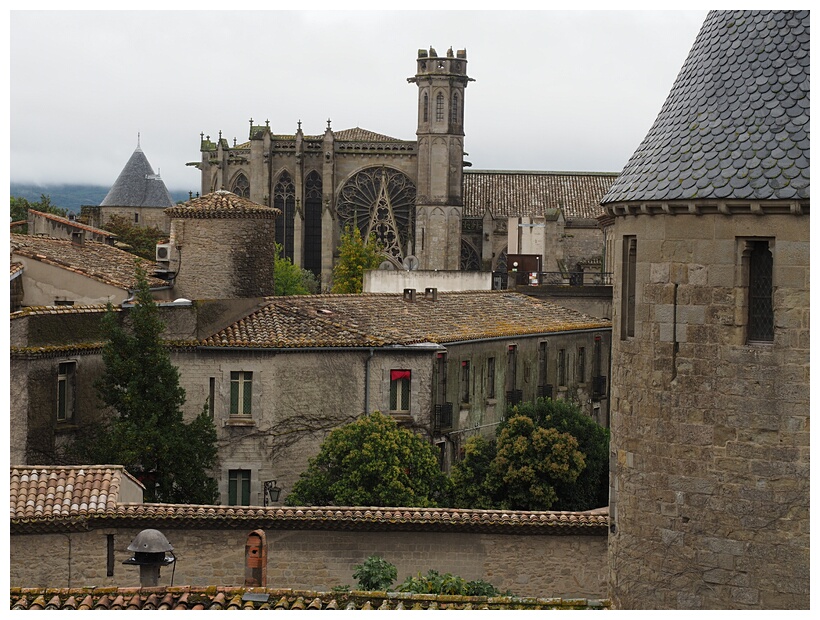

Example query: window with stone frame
[389,369,411,413]
[423,92,429,123]
[451,92,460,125]
[461,360,471,404]
[57,361,76,422]
[745,238,774,343]
[231,173,250,199]
[486,356,496,399]
[621,236,637,339]
[435,92,445,122]
[228,469,251,506]
[230,371,253,416]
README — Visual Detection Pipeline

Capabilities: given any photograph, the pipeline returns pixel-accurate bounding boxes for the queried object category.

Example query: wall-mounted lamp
[263,480,282,506]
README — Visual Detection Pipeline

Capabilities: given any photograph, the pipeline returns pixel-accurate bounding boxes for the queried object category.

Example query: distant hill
[10,183,191,213]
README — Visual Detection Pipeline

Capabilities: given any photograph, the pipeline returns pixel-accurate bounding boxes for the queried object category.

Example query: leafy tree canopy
[449,398,609,511]
[10,194,68,233]
[104,215,166,261]
[286,411,451,507]
[273,242,318,295]
[330,225,383,294]
[68,264,219,504]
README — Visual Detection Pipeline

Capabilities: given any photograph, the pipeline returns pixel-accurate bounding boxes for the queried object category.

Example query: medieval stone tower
[601,11,809,609]
[409,47,473,270]
[164,190,279,300]
[192,46,471,288]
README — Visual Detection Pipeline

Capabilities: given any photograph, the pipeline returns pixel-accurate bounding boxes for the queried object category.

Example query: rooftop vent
[403,288,416,302]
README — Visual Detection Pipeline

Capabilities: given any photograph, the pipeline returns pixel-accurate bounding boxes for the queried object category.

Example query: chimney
[403,288,416,302]
[424,287,438,301]
[70,231,85,246]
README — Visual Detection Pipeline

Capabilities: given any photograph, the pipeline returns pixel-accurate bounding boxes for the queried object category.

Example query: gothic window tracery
[460,239,480,271]
[423,93,429,123]
[337,167,416,262]
[273,172,296,261]
[304,171,323,276]
[231,173,250,198]
[451,93,459,125]
[436,92,445,122]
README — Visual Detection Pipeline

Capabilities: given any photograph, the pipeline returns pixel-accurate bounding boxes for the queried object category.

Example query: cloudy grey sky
[10,9,709,193]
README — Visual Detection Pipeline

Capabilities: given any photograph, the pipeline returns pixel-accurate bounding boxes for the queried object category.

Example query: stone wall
[364,270,491,293]
[607,210,810,609]
[10,526,607,598]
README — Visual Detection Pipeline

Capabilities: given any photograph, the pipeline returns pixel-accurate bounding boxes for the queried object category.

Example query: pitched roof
[10,234,166,290]
[602,10,810,204]
[464,170,617,220]
[9,588,610,610]
[9,466,143,521]
[202,291,611,349]
[11,261,24,279]
[27,209,116,238]
[164,190,280,219]
[100,146,176,208]
[333,127,407,142]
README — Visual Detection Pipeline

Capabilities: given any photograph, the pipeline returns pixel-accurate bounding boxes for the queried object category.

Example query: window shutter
[243,374,253,415]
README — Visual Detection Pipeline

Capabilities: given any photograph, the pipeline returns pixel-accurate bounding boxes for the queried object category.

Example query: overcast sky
[9,9,709,193]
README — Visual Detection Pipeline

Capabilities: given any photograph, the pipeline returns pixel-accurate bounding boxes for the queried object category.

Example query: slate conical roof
[602,10,809,204]
[100,146,176,208]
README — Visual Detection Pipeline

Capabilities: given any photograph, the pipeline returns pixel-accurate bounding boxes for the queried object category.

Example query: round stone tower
[165,190,280,299]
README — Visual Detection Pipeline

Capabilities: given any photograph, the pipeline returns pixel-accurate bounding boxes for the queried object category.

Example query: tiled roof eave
[604,199,809,217]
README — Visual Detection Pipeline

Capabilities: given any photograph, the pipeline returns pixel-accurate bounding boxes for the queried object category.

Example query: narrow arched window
[435,92,445,122]
[747,240,773,342]
[451,92,459,125]
[423,92,429,123]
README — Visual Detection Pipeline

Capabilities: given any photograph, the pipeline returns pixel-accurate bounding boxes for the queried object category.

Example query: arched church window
[436,92,445,122]
[337,167,416,263]
[460,239,480,271]
[423,93,429,123]
[273,172,296,261]
[231,173,250,198]
[747,240,773,342]
[304,171,323,276]
[451,93,459,125]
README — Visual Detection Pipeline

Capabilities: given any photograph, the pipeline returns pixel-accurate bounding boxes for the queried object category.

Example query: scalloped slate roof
[202,292,611,349]
[100,147,176,208]
[602,10,809,204]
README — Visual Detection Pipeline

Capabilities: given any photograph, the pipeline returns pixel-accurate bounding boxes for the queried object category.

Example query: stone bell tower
[409,46,473,270]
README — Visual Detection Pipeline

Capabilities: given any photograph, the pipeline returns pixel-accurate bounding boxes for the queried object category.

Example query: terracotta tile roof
[9,587,610,610]
[11,261,24,279]
[9,466,142,521]
[10,466,608,535]
[463,170,617,220]
[27,209,116,238]
[164,190,281,219]
[603,10,809,204]
[10,303,115,320]
[332,127,408,142]
[10,234,166,290]
[202,291,610,349]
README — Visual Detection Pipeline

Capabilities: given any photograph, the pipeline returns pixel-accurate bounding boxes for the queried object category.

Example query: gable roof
[464,170,617,220]
[27,209,116,239]
[10,466,143,521]
[10,233,166,290]
[201,291,611,349]
[602,10,809,204]
[10,588,609,610]
[100,146,176,208]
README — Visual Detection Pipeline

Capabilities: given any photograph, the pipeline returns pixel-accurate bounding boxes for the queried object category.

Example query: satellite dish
[402,255,420,271]
[378,260,395,270]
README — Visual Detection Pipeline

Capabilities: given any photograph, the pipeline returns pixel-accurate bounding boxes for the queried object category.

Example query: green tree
[486,414,585,510]
[10,194,68,232]
[69,264,219,504]
[397,570,507,596]
[286,411,450,507]
[103,215,166,260]
[448,435,498,509]
[274,243,311,295]
[331,225,383,294]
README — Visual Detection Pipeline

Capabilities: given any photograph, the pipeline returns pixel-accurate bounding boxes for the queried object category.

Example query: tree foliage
[330,225,383,294]
[286,411,450,507]
[68,264,219,504]
[10,194,68,232]
[353,555,398,591]
[273,242,318,295]
[104,215,166,260]
[449,398,609,511]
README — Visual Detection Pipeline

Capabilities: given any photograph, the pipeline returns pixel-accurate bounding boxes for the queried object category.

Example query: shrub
[353,555,397,591]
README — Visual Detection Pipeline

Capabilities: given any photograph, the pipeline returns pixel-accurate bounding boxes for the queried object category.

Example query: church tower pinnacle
[408,46,473,270]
